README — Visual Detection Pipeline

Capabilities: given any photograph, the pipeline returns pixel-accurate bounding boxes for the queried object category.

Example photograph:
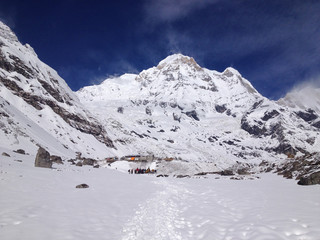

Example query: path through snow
[122,179,192,240]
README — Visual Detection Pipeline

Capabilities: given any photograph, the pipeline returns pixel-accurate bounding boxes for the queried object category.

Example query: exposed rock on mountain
[298,171,320,185]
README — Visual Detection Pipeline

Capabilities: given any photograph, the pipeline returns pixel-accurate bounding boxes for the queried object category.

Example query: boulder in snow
[297,171,320,185]
[15,149,26,155]
[34,147,52,168]
[76,184,89,188]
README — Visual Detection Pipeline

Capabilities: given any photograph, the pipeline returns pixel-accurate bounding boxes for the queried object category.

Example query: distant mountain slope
[0,21,115,158]
[77,54,320,170]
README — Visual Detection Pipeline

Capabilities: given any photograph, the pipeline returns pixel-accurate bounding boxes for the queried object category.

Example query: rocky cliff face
[0,21,114,159]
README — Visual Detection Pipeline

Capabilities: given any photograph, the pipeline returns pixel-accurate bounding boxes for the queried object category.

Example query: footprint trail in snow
[121,178,192,240]
[121,176,320,240]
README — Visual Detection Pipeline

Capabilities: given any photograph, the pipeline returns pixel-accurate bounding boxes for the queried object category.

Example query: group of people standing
[128,168,157,174]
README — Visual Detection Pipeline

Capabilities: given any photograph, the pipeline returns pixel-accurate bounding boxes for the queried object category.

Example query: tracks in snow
[121,178,192,240]
[121,176,320,240]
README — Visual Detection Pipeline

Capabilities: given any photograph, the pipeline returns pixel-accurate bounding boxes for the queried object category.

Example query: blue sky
[0,0,319,99]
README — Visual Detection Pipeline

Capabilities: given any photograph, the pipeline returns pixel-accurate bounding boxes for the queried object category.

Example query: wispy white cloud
[290,76,320,92]
[144,0,220,23]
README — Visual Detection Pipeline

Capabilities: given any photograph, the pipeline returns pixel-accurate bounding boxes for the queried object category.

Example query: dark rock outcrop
[241,118,266,136]
[215,104,227,113]
[68,159,76,165]
[117,107,124,113]
[185,110,199,121]
[82,158,97,166]
[145,107,152,115]
[296,109,318,123]
[76,183,89,188]
[38,79,64,103]
[14,149,26,154]
[173,113,181,122]
[297,171,320,185]
[312,121,320,129]
[131,130,144,138]
[237,167,250,175]
[273,143,297,156]
[0,50,33,79]
[276,153,320,181]
[50,155,63,164]
[220,169,234,176]
[76,161,83,167]
[262,110,280,121]
[208,135,218,142]
[2,152,10,157]
[34,147,52,168]
[44,100,114,148]
[175,175,190,178]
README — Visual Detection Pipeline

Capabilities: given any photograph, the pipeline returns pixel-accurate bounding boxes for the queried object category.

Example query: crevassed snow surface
[1,148,320,240]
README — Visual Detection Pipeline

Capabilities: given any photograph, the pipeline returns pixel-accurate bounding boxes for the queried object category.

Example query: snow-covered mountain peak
[136,54,213,90]
[79,54,263,111]
[157,53,202,71]
[222,67,241,77]
[0,21,19,44]
[0,21,37,58]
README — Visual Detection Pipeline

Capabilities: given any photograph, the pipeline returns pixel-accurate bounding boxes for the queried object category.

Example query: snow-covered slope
[1,148,320,240]
[0,21,115,159]
[77,54,320,170]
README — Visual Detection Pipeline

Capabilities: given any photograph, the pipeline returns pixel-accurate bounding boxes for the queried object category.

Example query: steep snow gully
[121,176,320,240]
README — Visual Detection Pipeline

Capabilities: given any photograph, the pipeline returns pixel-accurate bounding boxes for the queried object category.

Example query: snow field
[1,149,320,240]
[177,176,320,240]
